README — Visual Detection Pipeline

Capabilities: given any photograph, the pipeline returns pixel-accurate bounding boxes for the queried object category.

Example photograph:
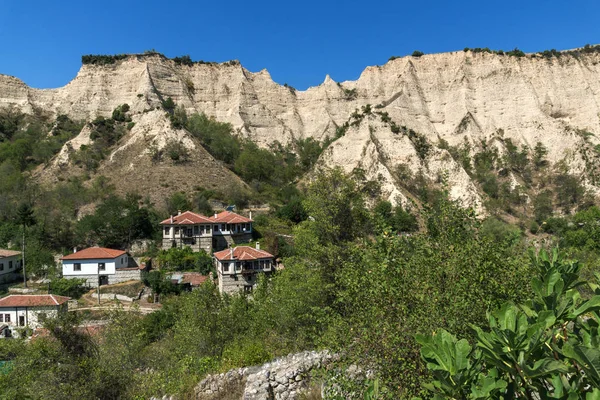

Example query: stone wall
[219,271,271,295]
[162,237,212,253]
[212,233,253,252]
[64,268,141,288]
[111,268,141,284]
[194,350,338,400]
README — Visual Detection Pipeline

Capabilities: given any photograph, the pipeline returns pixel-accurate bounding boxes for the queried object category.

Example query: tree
[534,190,554,223]
[533,141,548,170]
[165,192,191,216]
[303,168,370,245]
[417,248,600,399]
[16,202,35,288]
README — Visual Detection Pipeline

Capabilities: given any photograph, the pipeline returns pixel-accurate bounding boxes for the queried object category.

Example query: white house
[213,244,274,294]
[61,247,139,287]
[0,294,70,335]
[0,249,22,284]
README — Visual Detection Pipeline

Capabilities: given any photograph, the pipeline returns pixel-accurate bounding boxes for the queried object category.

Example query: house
[213,244,274,294]
[0,294,70,336]
[160,210,253,252]
[61,247,140,287]
[167,272,210,291]
[0,249,22,284]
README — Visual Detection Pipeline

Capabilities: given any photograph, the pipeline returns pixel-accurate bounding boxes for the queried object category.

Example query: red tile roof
[210,211,252,224]
[0,294,70,307]
[182,272,209,286]
[160,211,213,225]
[61,247,127,260]
[0,249,20,258]
[213,246,274,261]
[160,210,252,225]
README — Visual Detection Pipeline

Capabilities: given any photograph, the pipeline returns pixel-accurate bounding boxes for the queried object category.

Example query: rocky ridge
[3,50,600,207]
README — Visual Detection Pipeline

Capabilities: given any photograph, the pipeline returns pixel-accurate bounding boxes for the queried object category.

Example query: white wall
[0,255,21,277]
[62,255,128,276]
[0,305,62,329]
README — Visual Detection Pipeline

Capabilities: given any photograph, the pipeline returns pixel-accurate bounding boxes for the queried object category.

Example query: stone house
[61,247,140,287]
[0,249,22,284]
[213,244,275,294]
[160,210,253,253]
[0,294,70,335]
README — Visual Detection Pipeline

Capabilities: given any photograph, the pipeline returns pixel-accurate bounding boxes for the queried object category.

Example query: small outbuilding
[0,294,70,335]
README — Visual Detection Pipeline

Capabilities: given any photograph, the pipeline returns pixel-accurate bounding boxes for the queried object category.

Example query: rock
[5,51,600,211]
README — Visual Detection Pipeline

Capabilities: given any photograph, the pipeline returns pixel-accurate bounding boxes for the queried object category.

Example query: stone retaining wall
[194,350,338,400]
[65,268,141,288]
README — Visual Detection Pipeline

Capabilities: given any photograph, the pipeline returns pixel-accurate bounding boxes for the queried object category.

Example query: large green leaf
[522,358,568,379]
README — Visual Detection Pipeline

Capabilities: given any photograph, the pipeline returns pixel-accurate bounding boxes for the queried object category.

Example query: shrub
[81,54,128,65]
[412,50,424,57]
[164,140,189,163]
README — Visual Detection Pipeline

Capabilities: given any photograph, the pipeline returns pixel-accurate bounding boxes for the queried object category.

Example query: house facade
[0,249,22,284]
[213,244,274,295]
[0,294,70,335]
[160,210,253,252]
[61,247,138,287]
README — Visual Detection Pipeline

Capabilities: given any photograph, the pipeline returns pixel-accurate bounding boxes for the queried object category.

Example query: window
[244,285,253,293]
[99,262,105,271]
[0,314,3,322]
[5,314,10,323]
[235,262,241,272]
[221,224,225,231]
[121,258,124,264]
[164,227,170,236]
[74,263,81,271]
[223,263,229,272]
[174,227,180,235]
[0,263,3,271]
[194,226,199,235]
[8,261,12,269]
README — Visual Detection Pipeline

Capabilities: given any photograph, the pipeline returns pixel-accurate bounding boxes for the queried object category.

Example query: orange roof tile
[213,246,274,261]
[160,211,213,225]
[61,247,127,260]
[0,249,20,258]
[210,211,252,224]
[182,272,209,286]
[0,294,70,307]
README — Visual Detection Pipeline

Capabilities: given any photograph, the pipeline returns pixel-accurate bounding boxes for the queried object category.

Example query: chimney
[177,210,181,215]
[249,211,252,220]
[214,212,218,218]
[170,215,173,224]
[256,242,260,250]
[230,247,234,260]
[73,247,77,254]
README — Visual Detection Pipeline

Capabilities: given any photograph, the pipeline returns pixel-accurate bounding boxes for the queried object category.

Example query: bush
[412,50,424,57]
[81,54,128,65]
[49,278,87,298]
[164,140,189,163]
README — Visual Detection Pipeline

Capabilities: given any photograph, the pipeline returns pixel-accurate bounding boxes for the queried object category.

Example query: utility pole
[97,266,100,305]
[22,226,26,288]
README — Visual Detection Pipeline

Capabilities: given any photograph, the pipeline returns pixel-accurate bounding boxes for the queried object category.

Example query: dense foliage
[417,248,600,399]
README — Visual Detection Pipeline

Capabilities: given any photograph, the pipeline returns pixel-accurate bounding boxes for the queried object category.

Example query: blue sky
[0,0,598,90]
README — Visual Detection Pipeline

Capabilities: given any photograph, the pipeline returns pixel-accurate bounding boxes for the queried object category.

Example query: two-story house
[0,294,70,336]
[0,249,21,284]
[61,247,138,287]
[213,244,275,294]
[160,210,253,252]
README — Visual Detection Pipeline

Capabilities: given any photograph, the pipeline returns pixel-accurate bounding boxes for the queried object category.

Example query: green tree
[417,248,600,399]
[303,168,370,245]
[165,192,191,216]
[17,202,35,288]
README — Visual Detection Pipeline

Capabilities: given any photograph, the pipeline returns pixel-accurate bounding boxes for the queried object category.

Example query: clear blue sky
[0,0,598,90]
